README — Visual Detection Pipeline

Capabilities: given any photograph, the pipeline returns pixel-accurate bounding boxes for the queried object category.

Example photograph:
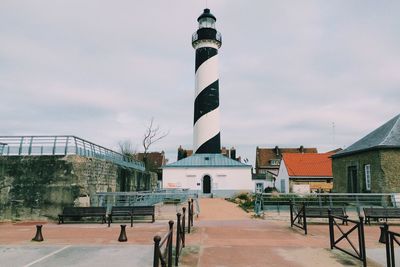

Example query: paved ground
[0,199,399,266]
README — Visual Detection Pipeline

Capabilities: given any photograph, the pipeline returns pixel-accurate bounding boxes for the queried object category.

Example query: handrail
[259,193,398,214]
[0,135,145,171]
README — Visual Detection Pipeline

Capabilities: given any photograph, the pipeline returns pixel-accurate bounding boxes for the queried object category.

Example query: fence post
[385,229,391,267]
[168,220,174,267]
[328,209,334,249]
[302,202,307,235]
[358,216,366,267]
[153,235,161,267]
[188,200,191,234]
[289,200,293,227]
[182,207,186,247]
[190,199,194,226]
[175,213,181,266]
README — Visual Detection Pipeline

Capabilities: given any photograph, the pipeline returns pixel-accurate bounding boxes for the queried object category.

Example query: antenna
[332,122,336,147]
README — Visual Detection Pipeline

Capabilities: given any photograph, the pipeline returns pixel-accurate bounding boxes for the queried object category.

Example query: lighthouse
[192,8,222,154]
[162,9,252,197]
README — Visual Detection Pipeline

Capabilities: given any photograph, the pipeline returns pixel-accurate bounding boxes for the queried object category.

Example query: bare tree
[142,118,169,169]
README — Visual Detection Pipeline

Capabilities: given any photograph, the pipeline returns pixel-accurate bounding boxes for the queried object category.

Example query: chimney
[230,147,236,160]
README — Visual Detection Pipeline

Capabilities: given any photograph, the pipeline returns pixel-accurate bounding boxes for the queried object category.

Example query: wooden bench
[298,206,348,224]
[363,207,400,225]
[108,206,155,227]
[58,207,107,224]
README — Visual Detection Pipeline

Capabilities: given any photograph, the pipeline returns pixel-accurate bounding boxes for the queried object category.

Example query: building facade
[276,153,333,193]
[332,115,400,193]
[332,114,400,193]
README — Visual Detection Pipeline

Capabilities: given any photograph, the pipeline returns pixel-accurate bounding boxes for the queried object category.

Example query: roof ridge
[380,114,400,145]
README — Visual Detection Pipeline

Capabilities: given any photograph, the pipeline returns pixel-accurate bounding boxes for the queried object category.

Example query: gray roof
[332,114,400,158]
[163,153,251,168]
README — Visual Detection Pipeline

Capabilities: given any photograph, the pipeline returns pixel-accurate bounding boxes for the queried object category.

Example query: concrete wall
[0,155,155,221]
[162,167,252,197]
[332,149,400,193]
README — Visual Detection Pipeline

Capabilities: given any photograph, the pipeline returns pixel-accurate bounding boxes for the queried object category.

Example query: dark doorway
[203,175,211,194]
[347,166,358,193]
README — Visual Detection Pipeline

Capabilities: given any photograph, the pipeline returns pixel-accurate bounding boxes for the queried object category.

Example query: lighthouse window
[199,18,215,29]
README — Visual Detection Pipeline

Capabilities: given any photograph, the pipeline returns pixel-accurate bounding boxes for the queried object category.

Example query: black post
[175,213,181,266]
[118,225,128,242]
[182,207,186,246]
[188,201,191,234]
[190,199,194,226]
[379,223,388,244]
[289,200,293,227]
[328,209,334,249]
[389,233,395,267]
[32,224,44,242]
[153,235,161,267]
[302,202,307,235]
[168,220,174,267]
[386,231,391,267]
[358,216,366,267]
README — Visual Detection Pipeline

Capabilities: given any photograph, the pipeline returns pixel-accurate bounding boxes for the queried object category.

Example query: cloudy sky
[1,1,399,165]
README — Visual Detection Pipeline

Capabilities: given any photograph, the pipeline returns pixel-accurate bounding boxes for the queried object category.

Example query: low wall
[0,155,156,221]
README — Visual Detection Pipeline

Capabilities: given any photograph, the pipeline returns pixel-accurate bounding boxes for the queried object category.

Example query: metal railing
[329,213,366,267]
[175,208,186,266]
[154,221,174,267]
[96,189,198,211]
[0,135,145,171]
[259,193,398,215]
[382,225,400,267]
[289,201,307,235]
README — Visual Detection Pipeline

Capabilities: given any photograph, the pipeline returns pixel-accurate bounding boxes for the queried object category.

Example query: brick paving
[0,199,399,266]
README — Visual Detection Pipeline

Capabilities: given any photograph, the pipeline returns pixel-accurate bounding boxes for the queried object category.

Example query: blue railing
[0,135,145,171]
[96,189,200,214]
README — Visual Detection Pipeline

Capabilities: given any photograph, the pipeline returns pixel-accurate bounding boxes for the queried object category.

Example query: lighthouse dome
[197,8,216,22]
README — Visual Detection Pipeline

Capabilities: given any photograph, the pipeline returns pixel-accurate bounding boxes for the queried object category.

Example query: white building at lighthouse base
[162,153,252,198]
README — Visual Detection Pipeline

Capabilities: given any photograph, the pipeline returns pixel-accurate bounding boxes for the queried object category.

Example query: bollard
[153,235,161,267]
[379,223,388,244]
[118,224,128,242]
[32,224,44,242]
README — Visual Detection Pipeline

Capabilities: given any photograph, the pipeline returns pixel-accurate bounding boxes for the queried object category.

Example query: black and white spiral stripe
[193,42,221,154]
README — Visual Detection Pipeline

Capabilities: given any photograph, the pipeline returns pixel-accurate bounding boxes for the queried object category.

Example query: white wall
[162,167,252,195]
[276,160,290,193]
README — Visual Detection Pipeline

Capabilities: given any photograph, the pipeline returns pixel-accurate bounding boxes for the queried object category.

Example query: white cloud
[1,1,399,166]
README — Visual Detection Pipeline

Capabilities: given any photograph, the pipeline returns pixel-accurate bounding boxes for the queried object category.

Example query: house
[163,153,252,197]
[332,114,400,193]
[254,146,318,191]
[276,153,333,193]
[135,151,167,186]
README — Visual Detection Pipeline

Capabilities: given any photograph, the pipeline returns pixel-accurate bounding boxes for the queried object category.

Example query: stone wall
[380,149,400,192]
[332,149,400,193]
[0,155,155,221]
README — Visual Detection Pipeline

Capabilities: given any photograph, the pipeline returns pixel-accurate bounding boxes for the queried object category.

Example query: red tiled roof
[282,153,333,177]
[256,146,318,168]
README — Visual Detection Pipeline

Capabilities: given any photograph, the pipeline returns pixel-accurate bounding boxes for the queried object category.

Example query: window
[270,159,280,166]
[364,164,371,191]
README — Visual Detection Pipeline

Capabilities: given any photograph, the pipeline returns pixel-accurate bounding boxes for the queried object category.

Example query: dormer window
[270,159,280,166]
